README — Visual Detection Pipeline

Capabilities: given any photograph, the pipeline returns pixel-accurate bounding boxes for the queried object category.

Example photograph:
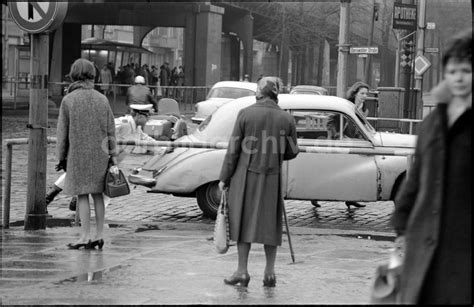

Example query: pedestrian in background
[346,81,369,117]
[150,65,159,96]
[341,80,370,209]
[391,29,471,304]
[219,76,299,287]
[56,58,119,250]
[100,64,113,96]
[125,75,158,113]
[159,64,169,96]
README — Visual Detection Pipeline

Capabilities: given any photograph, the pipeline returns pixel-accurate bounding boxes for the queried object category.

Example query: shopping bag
[370,263,402,304]
[104,168,130,198]
[370,245,403,304]
[213,191,229,254]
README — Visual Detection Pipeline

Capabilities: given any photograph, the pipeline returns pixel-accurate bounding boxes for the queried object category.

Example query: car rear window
[207,87,255,99]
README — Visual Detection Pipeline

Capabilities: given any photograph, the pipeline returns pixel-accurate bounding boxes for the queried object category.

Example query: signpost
[393,2,417,30]
[349,46,378,54]
[425,47,439,53]
[7,2,68,230]
[414,55,431,76]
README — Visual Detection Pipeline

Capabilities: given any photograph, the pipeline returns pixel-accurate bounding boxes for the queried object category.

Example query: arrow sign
[414,55,431,75]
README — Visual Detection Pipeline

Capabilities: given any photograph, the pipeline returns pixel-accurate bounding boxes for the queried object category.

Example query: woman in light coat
[57,58,119,250]
[219,77,299,287]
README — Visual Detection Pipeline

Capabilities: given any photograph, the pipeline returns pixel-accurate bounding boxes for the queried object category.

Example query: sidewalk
[1,219,393,305]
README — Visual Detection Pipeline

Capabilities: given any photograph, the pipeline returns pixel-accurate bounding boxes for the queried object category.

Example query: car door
[284,109,379,201]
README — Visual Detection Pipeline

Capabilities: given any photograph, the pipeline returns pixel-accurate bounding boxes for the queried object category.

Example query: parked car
[191,81,257,124]
[130,94,416,218]
[290,85,328,95]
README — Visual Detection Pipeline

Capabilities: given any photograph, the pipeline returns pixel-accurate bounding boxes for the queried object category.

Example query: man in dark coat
[391,29,471,304]
[219,76,299,288]
[125,75,158,113]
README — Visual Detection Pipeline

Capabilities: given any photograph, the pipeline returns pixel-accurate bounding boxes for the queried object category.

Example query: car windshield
[207,87,255,99]
[355,110,376,134]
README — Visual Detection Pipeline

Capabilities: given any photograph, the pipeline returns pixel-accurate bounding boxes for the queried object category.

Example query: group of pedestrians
[50,28,470,304]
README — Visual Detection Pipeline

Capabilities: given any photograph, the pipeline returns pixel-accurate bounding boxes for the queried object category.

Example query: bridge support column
[187,3,224,86]
[50,23,81,97]
[240,13,253,81]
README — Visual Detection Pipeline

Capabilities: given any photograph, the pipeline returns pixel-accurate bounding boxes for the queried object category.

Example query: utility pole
[279,5,290,86]
[24,33,49,230]
[364,0,377,85]
[414,0,426,119]
[336,0,351,97]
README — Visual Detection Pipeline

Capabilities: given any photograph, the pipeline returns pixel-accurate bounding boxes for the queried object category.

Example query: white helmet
[134,75,145,84]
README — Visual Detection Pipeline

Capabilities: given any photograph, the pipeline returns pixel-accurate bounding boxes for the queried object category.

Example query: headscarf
[256,76,283,100]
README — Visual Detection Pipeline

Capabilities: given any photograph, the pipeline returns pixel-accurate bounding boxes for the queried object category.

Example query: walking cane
[282,201,295,263]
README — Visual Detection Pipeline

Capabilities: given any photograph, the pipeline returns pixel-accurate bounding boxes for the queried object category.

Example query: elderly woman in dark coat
[57,58,119,250]
[391,29,471,304]
[218,77,299,287]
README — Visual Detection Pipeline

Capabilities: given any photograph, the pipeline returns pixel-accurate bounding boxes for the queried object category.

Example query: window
[292,110,366,141]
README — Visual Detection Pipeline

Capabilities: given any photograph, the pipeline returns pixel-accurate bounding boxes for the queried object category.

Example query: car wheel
[196,181,221,219]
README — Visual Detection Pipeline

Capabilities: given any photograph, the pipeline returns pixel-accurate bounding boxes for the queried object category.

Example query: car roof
[195,94,358,142]
[292,85,326,90]
[234,94,355,113]
[211,81,258,91]
[290,85,328,93]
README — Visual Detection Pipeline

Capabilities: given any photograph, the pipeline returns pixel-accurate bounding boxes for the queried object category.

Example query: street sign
[425,47,439,53]
[414,55,431,75]
[393,3,417,30]
[426,22,436,30]
[349,47,379,54]
[7,2,68,34]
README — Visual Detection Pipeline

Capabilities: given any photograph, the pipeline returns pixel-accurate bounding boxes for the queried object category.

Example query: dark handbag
[104,167,130,198]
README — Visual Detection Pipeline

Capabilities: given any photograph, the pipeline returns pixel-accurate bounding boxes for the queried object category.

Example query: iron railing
[2,137,414,228]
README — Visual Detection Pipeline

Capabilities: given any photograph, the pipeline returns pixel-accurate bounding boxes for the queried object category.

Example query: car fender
[374,154,408,200]
[150,149,226,194]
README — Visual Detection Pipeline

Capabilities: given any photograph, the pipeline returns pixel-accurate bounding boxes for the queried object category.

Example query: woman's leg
[91,193,105,240]
[236,242,251,274]
[263,244,277,275]
[77,194,91,242]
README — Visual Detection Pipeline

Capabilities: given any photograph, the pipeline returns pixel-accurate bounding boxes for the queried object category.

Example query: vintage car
[130,94,416,218]
[290,85,328,95]
[191,81,257,124]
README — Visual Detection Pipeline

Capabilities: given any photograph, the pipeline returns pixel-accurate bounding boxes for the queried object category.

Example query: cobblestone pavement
[2,108,395,233]
[1,104,397,305]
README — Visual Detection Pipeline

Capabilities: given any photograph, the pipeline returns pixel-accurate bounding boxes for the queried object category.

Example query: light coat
[56,81,116,195]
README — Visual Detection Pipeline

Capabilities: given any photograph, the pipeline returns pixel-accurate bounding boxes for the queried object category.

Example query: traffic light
[400,39,415,67]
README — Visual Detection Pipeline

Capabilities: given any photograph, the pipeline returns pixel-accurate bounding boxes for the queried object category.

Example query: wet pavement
[1,221,394,304]
[1,101,398,304]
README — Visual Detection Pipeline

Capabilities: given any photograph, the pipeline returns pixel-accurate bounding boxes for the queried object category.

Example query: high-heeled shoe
[224,272,251,287]
[345,201,366,209]
[67,240,91,249]
[263,273,276,287]
[89,239,104,249]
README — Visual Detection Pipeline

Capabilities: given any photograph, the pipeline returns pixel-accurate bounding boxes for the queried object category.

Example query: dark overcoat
[219,97,299,246]
[391,84,471,304]
[56,81,116,195]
